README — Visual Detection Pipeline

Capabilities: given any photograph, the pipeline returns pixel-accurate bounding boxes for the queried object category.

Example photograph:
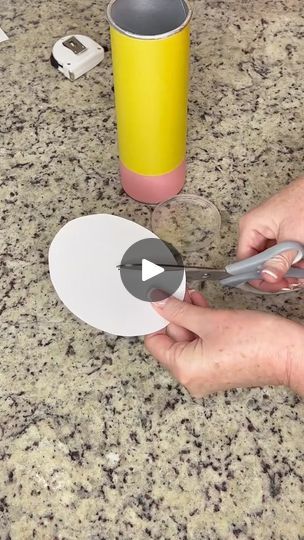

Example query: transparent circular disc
[151,194,221,254]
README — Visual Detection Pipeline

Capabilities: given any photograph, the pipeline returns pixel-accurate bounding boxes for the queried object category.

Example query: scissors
[119,241,304,293]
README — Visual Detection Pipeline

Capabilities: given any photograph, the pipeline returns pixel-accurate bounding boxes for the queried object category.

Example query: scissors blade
[118,264,228,281]
[118,263,187,271]
[185,268,229,281]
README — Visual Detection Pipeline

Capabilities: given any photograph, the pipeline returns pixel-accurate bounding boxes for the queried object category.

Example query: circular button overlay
[119,238,184,302]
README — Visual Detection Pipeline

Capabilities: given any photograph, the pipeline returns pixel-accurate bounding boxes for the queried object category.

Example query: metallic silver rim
[107,0,192,40]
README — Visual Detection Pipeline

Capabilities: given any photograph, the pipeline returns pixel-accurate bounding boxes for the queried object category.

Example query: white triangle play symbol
[142,259,165,282]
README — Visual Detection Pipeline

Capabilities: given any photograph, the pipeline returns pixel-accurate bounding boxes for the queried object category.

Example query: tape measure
[50,35,105,81]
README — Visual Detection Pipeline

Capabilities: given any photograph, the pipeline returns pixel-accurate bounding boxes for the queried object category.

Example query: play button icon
[142,259,164,282]
[119,238,184,302]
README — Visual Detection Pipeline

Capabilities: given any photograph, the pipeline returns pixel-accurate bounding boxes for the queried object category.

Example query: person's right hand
[237,176,304,292]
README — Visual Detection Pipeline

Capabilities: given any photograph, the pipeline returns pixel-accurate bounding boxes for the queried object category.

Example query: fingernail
[289,282,303,290]
[188,289,197,301]
[148,288,169,304]
[261,268,278,282]
[152,297,169,307]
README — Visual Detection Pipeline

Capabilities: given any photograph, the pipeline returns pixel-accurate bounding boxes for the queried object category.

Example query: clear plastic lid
[151,194,221,254]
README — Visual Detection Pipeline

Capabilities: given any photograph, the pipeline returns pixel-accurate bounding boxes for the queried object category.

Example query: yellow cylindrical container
[107,0,192,204]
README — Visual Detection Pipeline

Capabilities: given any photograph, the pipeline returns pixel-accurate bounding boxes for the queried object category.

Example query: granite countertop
[1,0,304,538]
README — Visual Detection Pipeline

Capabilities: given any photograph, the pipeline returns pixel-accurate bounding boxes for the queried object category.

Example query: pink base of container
[120,161,186,204]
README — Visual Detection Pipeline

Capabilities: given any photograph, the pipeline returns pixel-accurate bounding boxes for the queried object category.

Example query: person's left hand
[145,291,304,397]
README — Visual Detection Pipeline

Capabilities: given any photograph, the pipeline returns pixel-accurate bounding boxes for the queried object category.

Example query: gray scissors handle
[221,241,304,288]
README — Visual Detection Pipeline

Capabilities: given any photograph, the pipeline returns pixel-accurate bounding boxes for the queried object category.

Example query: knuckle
[283,351,294,388]
[179,371,191,388]
[166,342,179,367]
[239,213,255,235]
[294,175,304,183]
[174,356,191,387]
[280,253,292,269]
[190,388,206,399]
[239,213,248,225]
[174,360,187,385]
[239,215,248,231]
[240,210,254,225]
[168,301,188,324]
[270,253,291,270]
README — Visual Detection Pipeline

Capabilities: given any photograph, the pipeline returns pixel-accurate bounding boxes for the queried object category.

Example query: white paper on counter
[49,214,186,337]
[0,28,8,43]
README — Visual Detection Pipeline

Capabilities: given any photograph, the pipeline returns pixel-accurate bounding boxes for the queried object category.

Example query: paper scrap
[0,28,8,43]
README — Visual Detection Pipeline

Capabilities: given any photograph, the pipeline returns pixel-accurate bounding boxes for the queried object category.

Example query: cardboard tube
[108,0,192,203]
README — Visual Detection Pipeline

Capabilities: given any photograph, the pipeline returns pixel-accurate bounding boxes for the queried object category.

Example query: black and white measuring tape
[50,35,105,81]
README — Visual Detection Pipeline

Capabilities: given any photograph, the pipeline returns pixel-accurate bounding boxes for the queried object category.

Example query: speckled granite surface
[1,1,304,538]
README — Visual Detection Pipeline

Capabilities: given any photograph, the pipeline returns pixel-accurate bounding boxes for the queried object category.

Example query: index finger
[237,228,274,261]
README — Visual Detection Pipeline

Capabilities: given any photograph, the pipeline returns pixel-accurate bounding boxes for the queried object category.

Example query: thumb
[261,248,298,283]
[152,294,211,336]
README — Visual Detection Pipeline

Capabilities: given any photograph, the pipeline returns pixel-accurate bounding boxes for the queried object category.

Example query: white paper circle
[49,214,186,337]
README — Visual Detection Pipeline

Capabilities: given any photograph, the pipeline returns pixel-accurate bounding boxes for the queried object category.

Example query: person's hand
[145,291,304,397]
[238,175,304,292]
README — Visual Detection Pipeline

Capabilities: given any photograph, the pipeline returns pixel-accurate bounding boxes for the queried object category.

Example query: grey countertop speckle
[1,0,304,539]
